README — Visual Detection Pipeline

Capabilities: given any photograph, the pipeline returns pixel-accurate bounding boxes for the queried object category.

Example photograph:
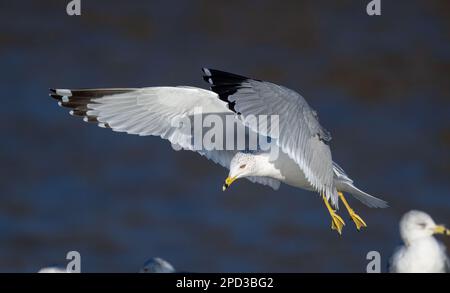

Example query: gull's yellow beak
[433,225,450,235]
[222,176,237,191]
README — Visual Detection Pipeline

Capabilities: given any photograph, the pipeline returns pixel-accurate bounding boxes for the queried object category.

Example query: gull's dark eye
[417,222,427,228]
[240,164,246,169]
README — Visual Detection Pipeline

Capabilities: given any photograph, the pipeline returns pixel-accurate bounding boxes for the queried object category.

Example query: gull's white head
[400,210,450,245]
[223,153,257,191]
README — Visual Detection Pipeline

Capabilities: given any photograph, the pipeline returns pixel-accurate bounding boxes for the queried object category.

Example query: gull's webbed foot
[338,192,367,231]
[330,210,346,235]
[348,209,367,231]
[322,195,345,235]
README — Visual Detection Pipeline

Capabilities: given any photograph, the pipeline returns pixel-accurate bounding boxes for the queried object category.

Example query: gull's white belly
[269,151,315,191]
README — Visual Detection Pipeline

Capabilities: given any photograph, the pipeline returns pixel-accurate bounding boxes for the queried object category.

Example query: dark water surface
[0,0,449,272]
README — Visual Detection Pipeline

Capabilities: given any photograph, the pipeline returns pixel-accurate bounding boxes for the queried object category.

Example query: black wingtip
[50,94,61,101]
[200,68,252,115]
[202,67,211,76]
[201,68,249,80]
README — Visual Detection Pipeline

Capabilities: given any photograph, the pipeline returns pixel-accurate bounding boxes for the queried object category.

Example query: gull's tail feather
[340,182,388,208]
[333,162,388,208]
[49,88,137,128]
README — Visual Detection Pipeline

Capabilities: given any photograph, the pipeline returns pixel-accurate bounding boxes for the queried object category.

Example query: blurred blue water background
[0,0,449,272]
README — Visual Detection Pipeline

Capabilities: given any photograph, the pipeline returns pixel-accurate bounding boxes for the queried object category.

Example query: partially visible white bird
[38,266,68,273]
[139,257,176,273]
[389,210,450,273]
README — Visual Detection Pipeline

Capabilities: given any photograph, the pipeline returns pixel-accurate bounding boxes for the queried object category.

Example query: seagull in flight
[50,68,388,234]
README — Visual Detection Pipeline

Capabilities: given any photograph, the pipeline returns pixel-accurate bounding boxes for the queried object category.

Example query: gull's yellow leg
[338,192,367,231]
[322,195,345,235]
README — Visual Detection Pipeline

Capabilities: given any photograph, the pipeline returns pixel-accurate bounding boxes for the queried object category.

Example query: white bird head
[223,153,257,191]
[400,210,450,245]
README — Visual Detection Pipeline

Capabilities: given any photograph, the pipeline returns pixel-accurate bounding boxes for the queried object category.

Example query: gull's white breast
[267,149,315,191]
[391,238,447,273]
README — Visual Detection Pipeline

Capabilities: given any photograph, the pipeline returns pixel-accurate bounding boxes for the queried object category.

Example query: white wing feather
[51,87,280,190]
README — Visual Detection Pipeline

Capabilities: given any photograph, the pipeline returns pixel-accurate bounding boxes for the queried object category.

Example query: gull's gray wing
[203,68,337,205]
[50,87,280,190]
